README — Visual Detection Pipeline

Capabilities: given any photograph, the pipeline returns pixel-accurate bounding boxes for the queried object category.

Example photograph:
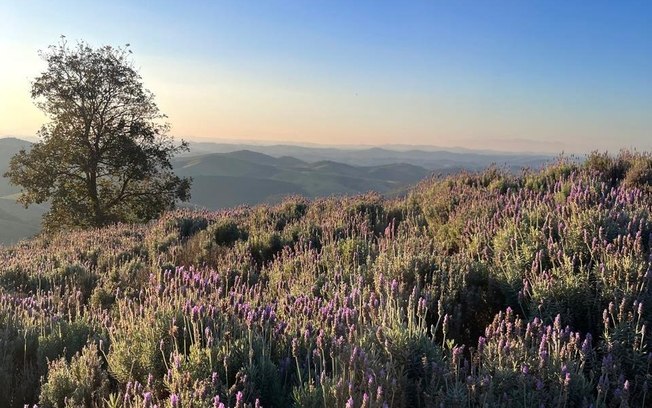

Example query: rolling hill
[0,137,31,197]
[0,138,43,244]
[172,150,431,206]
[183,175,307,209]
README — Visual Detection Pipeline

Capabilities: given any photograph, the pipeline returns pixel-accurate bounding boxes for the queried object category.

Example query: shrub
[38,319,93,374]
[211,219,248,246]
[585,151,629,183]
[106,311,171,386]
[175,216,210,239]
[49,264,97,299]
[623,156,652,189]
[1,156,652,407]
[249,231,285,265]
[273,198,308,231]
[39,343,110,408]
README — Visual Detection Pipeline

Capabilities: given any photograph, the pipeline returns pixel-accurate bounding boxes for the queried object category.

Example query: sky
[0,1,650,153]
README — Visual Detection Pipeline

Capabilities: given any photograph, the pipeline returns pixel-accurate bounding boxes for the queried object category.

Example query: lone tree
[5,39,191,230]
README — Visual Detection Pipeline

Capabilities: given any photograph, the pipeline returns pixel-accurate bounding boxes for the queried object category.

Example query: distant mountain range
[0,138,46,245]
[182,141,551,171]
[0,137,552,244]
[172,150,432,209]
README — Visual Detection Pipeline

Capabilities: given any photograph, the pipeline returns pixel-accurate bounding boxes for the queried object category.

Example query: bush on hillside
[0,151,650,406]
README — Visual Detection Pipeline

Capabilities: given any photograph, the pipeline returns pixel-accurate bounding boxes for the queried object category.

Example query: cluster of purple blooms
[1,153,652,407]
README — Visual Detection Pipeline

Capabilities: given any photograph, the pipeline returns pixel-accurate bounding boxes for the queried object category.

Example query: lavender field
[1,152,651,407]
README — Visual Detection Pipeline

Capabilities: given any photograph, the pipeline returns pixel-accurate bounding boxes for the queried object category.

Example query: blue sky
[1,1,650,152]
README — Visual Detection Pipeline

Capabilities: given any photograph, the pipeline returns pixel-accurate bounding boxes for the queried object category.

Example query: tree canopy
[4,39,191,230]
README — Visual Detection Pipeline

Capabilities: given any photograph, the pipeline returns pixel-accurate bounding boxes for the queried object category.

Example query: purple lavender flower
[143,392,152,407]
[390,279,399,294]
[478,336,486,353]
[376,385,384,401]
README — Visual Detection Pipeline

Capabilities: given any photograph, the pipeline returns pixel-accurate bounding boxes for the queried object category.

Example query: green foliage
[249,230,286,265]
[211,218,248,246]
[524,158,577,191]
[584,150,630,183]
[37,319,93,374]
[0,266,34,292]
[106,310,171,386]
[623,155,652,190]
[89,286,115,310]
[0,315,40,407]
[39,342,110,408]
[175,216,209,239]
[273,198,308,231]
[3,39,191,231]
[50,264,97,298]
[338,237,369,267]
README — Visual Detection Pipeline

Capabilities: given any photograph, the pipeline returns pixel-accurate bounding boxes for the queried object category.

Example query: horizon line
[2,134,647,157]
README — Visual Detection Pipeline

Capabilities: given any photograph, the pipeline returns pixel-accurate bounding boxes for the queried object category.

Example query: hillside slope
[0,137,31,197]
[0,151,650,406]
[0,139,43,244]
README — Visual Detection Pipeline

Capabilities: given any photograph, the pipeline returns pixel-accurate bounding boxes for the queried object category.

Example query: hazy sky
[1,1,650,153]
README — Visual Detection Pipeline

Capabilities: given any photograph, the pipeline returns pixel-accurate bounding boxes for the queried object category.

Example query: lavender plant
[0,151,650,407]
